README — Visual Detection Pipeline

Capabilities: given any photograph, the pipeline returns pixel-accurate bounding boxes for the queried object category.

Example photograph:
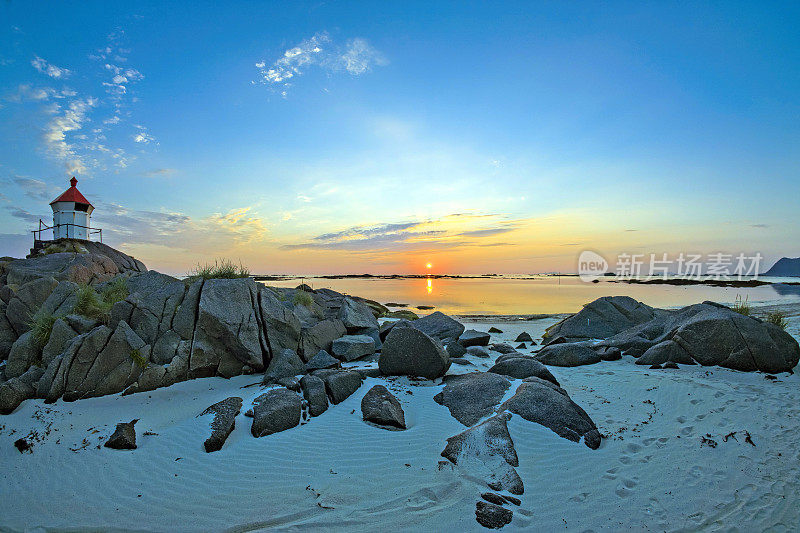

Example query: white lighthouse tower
[49,177,94,240]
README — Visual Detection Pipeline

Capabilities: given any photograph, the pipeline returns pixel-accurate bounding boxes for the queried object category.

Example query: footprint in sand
[603,467,619,480]
[714,392,725,399]
[677,416,687,423]
[657,437,669,444]
[615,478,637,498]
[619,455,633,465]
[695,414,707,421]
[681,425,695,437]
[569,492,590,502]
[690,399,701,405]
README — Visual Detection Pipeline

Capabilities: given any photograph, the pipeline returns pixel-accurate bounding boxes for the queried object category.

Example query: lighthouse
[49,177,94,240]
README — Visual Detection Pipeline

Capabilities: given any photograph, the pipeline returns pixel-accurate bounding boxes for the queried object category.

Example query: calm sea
[263,275,800,316]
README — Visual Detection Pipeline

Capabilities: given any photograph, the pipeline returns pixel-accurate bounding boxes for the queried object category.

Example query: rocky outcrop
[475,501,513,529]
[597,301,800,372]
[0,367,44,414]
[338,297,379,333]
[251,388,302,437]
[199,397,242,452]
[361,385,406,429]
[298,319,347,361]
[379,327,450,379]
[500,377,602,449]
[543,296,661,342]
[304,350,341,372]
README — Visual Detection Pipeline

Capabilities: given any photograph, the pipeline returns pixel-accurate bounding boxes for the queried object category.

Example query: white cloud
[31,56,71,78]
[255,32,386,95]
[43,97,97,174]
[133,131,155,144]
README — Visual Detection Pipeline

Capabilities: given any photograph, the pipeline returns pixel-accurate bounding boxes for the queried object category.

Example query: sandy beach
[2,309,798,532]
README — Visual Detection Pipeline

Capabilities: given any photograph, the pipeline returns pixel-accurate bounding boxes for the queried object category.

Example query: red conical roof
[50,177,93,206]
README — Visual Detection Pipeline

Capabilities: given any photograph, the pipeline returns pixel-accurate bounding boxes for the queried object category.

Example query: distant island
[765,257,800,277]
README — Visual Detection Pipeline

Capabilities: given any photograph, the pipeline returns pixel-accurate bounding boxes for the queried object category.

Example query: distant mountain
[764,257,800,277]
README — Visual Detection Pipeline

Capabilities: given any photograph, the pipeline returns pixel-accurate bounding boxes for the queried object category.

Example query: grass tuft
[101,277,129,306]
[732,294,751,316]
[292,290,314,308]
[73,279,129,323]
[189,259,250,280]
[766,311,788,330]
[28,308,59,348]
[130,348,148,369]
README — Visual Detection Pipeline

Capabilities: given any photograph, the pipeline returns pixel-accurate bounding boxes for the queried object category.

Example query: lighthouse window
[75,203,89,212]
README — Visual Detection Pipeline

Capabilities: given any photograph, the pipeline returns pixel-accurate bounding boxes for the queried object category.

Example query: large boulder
[361,385,406,429]
[410,311,465,343]
[262,348,305,384]
[5,276,59,335]
[29,239,147,274]
[434,372,511,426]
[199,397,242,452]
[441,413,523,495]
[5,331,40,379]
[543,296,661,342]
[379,327,450,379]
[258,288,302,355]
[331,334,375,361]
[599,301,800,373]
[475,501,513,529]
[500,377,602,449]
[298,319,347,361]
[488,356,559,384]
[251,388,302,437]
[534,343,602,367]
[6,253,119,287]
[304,350,341,372]
[41,318,77,367]
[190,278,268,378]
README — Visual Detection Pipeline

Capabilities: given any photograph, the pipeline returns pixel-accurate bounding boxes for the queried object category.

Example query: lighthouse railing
[32,219,103,244]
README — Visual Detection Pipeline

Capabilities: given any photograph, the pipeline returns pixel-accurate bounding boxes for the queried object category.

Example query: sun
[425,262,432,269]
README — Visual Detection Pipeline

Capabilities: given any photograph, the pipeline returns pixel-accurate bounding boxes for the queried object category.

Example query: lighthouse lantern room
[50,177,94,240]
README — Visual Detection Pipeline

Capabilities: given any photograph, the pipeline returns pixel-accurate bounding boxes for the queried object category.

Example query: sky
[0,1,798,276]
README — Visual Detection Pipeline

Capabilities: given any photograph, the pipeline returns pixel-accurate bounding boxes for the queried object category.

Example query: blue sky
[1,1,798,275]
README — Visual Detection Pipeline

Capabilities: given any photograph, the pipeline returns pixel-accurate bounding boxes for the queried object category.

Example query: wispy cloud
[11,176,58,201]
[31,56,71,79]
[43,97,97,174]
[145,168,177,178]
[254,32,387,96]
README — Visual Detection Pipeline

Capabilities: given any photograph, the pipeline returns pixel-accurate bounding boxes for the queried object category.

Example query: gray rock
[535,343,602,367]
[6,277,59,335]
[199,397,242,452]
[324,371,363,404]
[543,295,661,342]
[379,327,450,379]
[475,501,513,529]
[514,332,533,343]
[331,334,375,361]
[358,326,383,352]
[434,372,511,426]
[105,419,138,449]
[151,329,181,365]
[338,298,379,332]
[636,339,694,366]
[663,361,679,369]
[298,319,347,361]
[39,280,79,316]
[379,319,409,341]
[258,288,302,355]
[262,348,305,384]
[445,340,467,358]
[64,313,99,334]
[490,343,517,354]
[501,377,602,449]
[6,252,119,287]
[304,350,341,372]
[467,346,490,358]
[441,413,523,495]
[190,278,267,378]
[459,330,491,347]
[515,343,526,349]
[277,376,300,391]
[600,301,800,373]
[5,332,40,379]
[488,327,503,334]
[595,346,622,361]
[0,367,44,414]
[488,357,559,385]
[410,311,465,342]
[300,374,328,416]
[450,358,472,365]
[361,385,406,429]
[251,388,302,437]
[41,318,77,367]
